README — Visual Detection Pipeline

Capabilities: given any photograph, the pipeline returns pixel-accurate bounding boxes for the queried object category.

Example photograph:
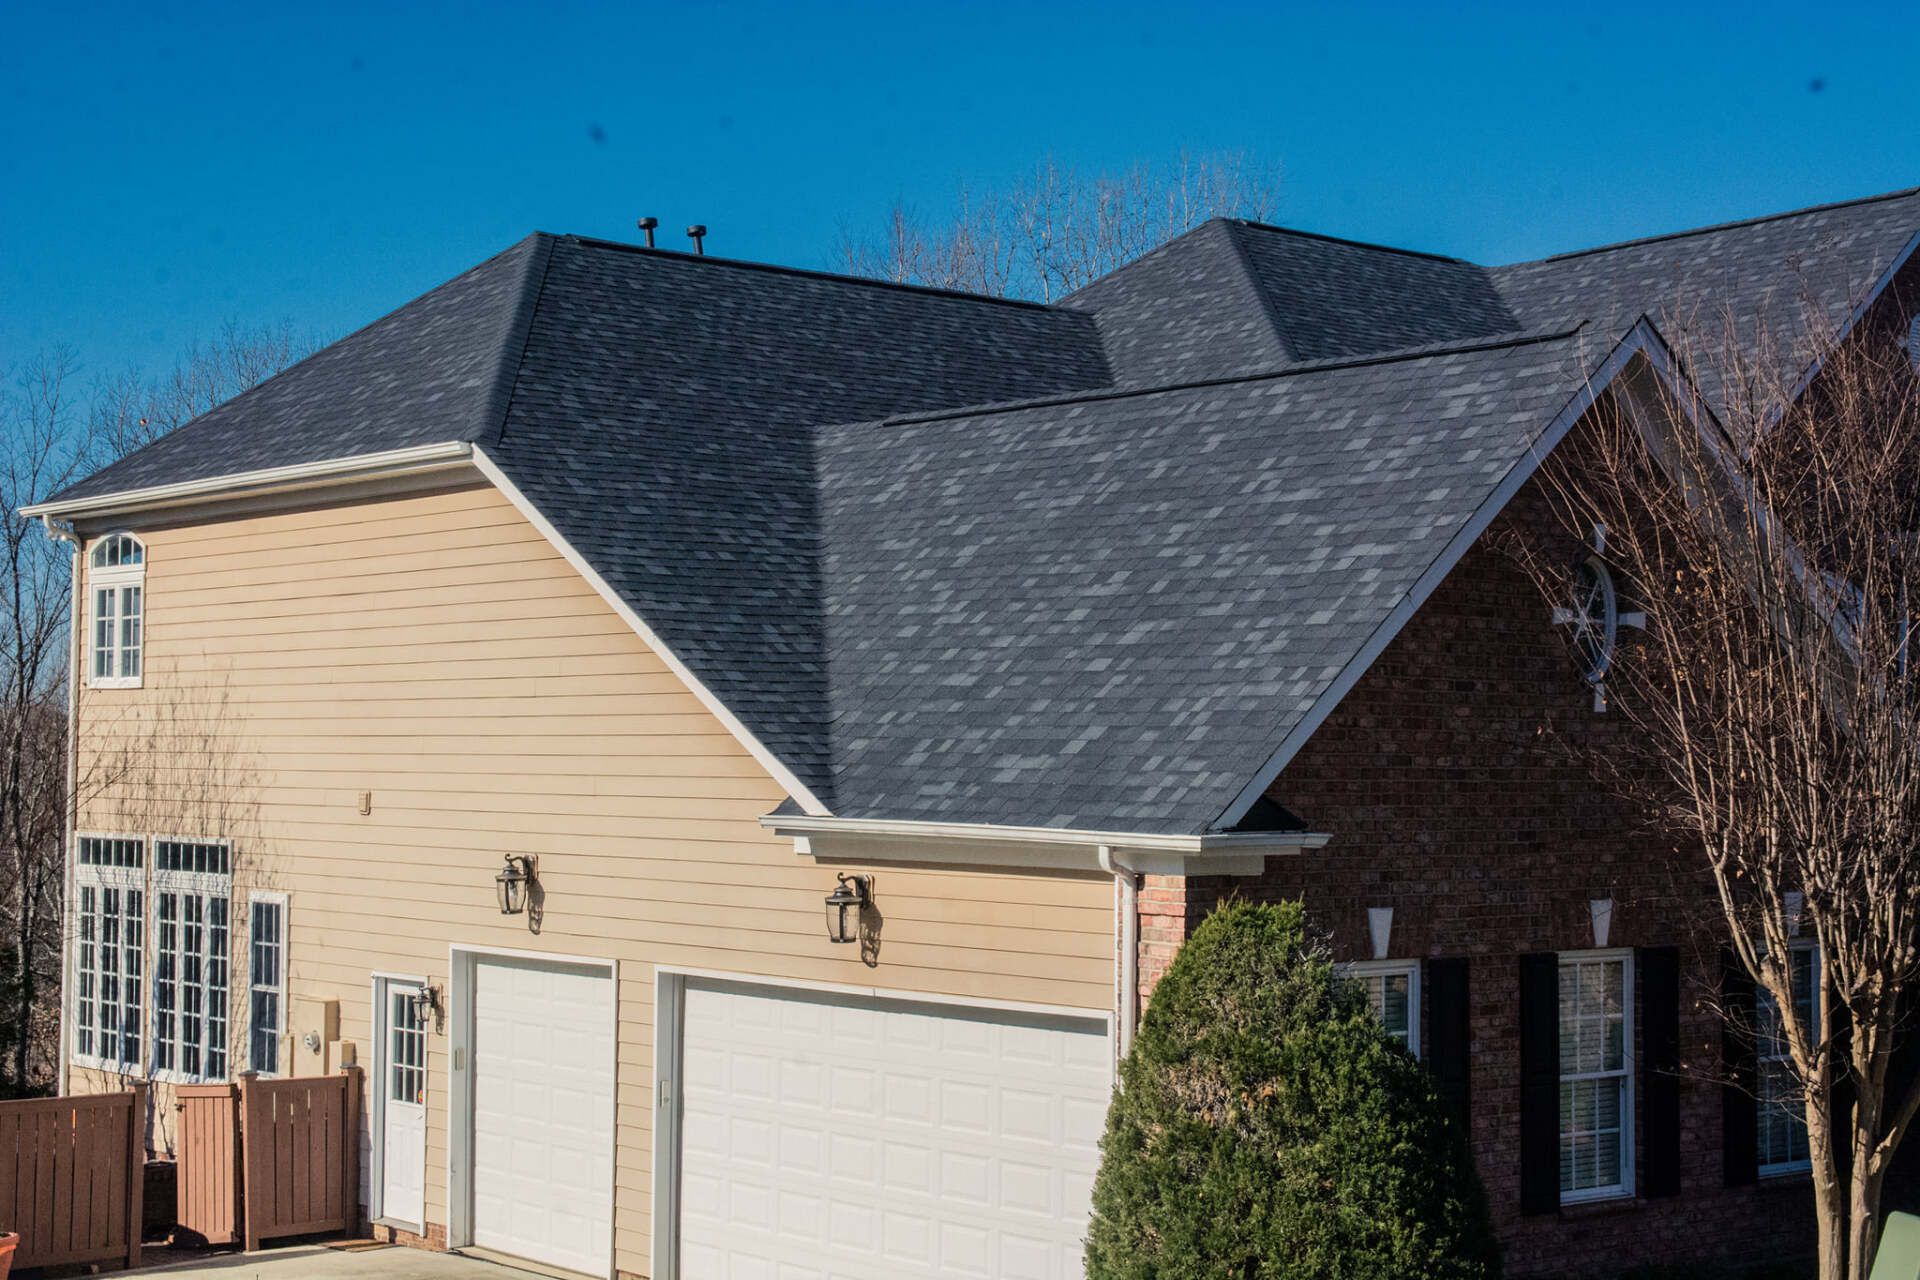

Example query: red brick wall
[1136,473,1818,1278]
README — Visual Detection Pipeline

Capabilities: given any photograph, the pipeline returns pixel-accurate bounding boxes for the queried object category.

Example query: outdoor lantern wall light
[824,874,871,945]
[496,854,537,916]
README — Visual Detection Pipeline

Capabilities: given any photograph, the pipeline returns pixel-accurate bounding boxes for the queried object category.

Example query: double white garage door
[461,960,1110,1280]
[672,978,1112,1280]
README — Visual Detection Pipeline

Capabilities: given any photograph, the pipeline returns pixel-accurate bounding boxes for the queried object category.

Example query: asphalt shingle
[48,186,1920,832]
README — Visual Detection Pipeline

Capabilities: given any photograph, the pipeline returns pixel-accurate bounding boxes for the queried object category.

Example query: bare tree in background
[838,151,1280,301]
[0,322,305,1095]
[1514,299,1920,1280]
[92,320,306,457]
[0,350,97,1094]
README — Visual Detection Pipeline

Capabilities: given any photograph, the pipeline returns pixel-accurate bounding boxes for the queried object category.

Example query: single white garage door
[676,978,1110,1280]
[471,954,616,1277]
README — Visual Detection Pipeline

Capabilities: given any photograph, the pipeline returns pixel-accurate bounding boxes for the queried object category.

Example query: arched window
[89,533,145,688]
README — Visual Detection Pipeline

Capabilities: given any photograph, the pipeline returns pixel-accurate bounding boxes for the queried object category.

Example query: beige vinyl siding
[73,481,1113,1278]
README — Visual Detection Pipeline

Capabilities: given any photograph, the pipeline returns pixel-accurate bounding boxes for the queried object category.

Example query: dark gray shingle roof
[51,185,1920,832]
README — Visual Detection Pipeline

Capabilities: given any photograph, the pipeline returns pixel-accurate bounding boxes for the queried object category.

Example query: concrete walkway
[132,1243,525,1279]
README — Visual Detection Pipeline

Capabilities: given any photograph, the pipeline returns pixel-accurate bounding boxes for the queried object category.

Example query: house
[29,184,1920,1280]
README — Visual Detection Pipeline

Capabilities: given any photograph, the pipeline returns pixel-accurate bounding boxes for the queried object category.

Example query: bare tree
[838,150,1281,302]
[92,319,307,457]
[0,322,306,1096]
[0,350,98,1094]
[1514,298,1920,1280]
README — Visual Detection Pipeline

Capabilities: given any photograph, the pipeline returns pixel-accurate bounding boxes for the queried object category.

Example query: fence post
[238,1073,262,1252]
[125,1083,147,1269]
[341,1066,362,1237]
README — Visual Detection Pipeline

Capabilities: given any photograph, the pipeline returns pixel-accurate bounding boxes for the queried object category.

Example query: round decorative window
[1568,556,1619,684]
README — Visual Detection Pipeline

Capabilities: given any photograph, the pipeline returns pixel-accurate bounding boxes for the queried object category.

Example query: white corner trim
[471,445,831,817]
[762,812,1330,875]
[1212,322,1665,831]
[20,441,476,521]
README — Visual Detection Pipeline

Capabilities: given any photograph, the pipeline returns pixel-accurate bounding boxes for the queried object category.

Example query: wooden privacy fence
[179,1069,361,1252]
[0,1085,146,1272]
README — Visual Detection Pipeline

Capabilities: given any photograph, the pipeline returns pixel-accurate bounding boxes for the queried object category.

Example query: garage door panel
[471,955,615,1278]
[678,979,1108,1280]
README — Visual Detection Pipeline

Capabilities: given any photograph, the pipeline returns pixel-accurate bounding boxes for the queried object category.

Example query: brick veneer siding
[1137,472,1819,1279]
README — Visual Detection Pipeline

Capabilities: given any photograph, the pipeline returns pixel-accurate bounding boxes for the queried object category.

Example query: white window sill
[87,676,143,691]
[1559,1185,1633,1208]
[70,1054,144,1078]
[1760,1162,1812,1181]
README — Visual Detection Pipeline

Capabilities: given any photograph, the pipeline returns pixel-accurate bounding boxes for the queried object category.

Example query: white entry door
[470,954,616,1278]
[672,978,1111,1280]
[376,980,427,1229]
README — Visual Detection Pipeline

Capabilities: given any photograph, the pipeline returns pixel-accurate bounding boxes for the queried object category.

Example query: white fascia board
[1212,322,1665,832]
[762,812,1331,876]
[20,441,475,521]
[471,444,832,817]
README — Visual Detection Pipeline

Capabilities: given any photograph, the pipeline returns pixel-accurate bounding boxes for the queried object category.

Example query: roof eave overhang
[761,812,1332,876]
[20,441,477,525]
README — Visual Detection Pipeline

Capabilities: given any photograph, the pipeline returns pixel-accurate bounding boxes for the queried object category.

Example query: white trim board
[763,812,1329,874]
[471,445,830,816]
[22,442,475,522]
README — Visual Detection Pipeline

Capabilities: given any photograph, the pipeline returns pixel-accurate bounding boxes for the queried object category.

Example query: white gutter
[763,811,1330,876]
[1098,846,1143,1058]
[19,441,474,522]
[46,520,79,1095]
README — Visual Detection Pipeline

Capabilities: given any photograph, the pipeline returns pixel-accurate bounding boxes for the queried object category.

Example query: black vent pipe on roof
[636,216,657,248]
[687,224,706,255]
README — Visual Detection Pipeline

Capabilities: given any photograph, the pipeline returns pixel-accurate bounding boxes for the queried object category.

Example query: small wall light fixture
[824,874,871,945]
[407,984,443,1028]
[496,854,537,916]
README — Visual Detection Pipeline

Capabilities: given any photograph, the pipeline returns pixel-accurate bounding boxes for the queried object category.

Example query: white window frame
[1558,947,1635,1205]
[1341,958,1421,1058]
[1757,940,1820,1178]
[150,838,234,1085]
[70,834,147,1075]
[247,891,289,1078]
[86,533,146,690]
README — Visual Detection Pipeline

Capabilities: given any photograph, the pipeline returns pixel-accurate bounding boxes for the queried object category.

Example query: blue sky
[4,1,1917,385]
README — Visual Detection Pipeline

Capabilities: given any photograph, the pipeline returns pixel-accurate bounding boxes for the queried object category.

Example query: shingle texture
[56,186,1920,832]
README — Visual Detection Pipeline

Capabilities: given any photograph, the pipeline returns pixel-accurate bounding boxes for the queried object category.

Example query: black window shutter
[1640,945,1682,1197]
[1518,951,1561,1215]
[1722,948,1758,1187]
[1426,957,1472,1136]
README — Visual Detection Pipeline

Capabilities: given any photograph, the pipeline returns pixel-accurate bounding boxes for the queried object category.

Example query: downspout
[1097,846,1141,1060]
[45,517,79,1096]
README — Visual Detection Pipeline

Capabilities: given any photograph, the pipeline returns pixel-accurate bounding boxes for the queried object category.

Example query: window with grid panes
[73,836,145,1070]
[1559,951,1633,1201]
[152,840,232,1081]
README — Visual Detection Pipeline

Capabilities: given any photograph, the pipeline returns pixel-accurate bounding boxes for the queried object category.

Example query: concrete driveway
[132,1243,524,1279]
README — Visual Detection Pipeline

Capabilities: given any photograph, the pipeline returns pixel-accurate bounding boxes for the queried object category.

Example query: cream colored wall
[71,480,1114,1278]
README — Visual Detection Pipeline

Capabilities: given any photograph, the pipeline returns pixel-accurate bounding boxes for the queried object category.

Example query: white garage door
[471,955,616,1277]
[676,978,1111,1280]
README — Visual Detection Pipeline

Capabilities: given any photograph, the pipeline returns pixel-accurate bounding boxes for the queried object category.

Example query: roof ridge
[482,233,557,452]
[1524,185,1920,265]
[854,323,1582,432]
[556,233,1061,312]
[1227,218,1470,265]
[1217,220,1304,362]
